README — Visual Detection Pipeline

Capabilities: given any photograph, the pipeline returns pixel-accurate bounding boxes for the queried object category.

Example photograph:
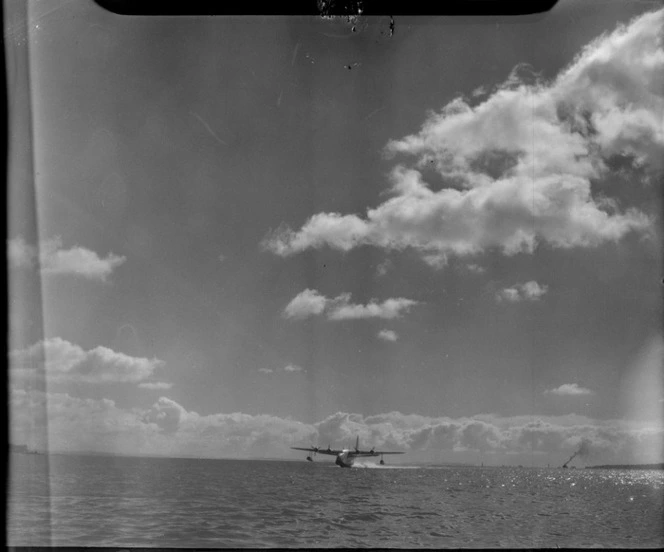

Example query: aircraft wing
[353,450,405,457]
[291,447,341,456]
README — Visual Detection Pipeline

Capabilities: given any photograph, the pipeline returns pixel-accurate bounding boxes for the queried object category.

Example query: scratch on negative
[291,43,300,66]
[190,111,227,146]
[364,106,386,122]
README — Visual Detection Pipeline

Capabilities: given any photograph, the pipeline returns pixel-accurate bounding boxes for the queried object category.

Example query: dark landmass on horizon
[586,464,664,470]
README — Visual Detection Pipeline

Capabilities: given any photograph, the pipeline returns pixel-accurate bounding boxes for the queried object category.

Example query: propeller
[306,445,319,462]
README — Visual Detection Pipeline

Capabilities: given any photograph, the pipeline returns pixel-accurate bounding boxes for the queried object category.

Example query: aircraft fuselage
[335,450,354,468]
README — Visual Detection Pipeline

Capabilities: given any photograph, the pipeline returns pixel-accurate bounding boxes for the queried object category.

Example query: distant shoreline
[8,444,41,455]
[8,448,664,470]
[585,464,664,470]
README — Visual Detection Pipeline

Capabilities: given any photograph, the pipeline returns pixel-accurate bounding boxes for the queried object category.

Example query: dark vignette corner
[91,0,559,17]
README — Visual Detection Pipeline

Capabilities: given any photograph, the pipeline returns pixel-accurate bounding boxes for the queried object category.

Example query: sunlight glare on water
[7,454,664,548]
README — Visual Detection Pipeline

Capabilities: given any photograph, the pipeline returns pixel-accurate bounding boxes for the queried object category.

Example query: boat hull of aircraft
[335,452,353,468]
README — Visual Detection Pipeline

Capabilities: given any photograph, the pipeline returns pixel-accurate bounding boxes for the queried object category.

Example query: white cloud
[471,85,487,98]
[376,259,392,277]
[377,329,398,342]
[312,411,664,465]
[328,296,418,321]
[465,263,486,274]
[263,215,369,256]
[11,390,316,457]
[258,365,302,375]
[422,252,448,270]
[496,280,548,302]
[284,364,303,372]
[143,396,190,434]
[10,389,150,453]
[263,10,662,265]
[283,289,419,321]
[520,280,548,300]
[497,287,520,302]
[545,383,595,396]
[10,337,164,385]
[7,236,126,281]
[9,390,662,464]
[138,382,173,390]
[283,288,328,319]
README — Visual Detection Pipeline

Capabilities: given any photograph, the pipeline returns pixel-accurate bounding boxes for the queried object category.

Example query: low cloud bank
[10,390,662,465]
[10,338,165,386]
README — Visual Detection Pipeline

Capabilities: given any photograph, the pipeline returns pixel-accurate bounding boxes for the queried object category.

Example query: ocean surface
[7,452,664,548]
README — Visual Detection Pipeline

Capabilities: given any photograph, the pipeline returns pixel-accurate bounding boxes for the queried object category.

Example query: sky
[7,0,664,466]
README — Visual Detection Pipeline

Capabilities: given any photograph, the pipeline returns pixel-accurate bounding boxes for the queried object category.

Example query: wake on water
[352,462,419,469]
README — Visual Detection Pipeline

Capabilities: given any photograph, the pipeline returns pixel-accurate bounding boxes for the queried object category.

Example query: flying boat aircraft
[291,436,404,468]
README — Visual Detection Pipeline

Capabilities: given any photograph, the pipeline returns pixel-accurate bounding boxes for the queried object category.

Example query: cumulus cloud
[283,289,419,321]
[10,337,164,385]
[138,382,173,390]
[328,296,419,321]
[376,259,392,277]
[545,383,595,396]
[144,396,189,434]
[263,10,662,265]
[496,280,548,302]
[283,288,328,319]
[284,364,303,372]
[10,389,147,453]
[309,411,662,465]
[7,236,126,281]
[465,263,486,274]
[11,390,316,457]
[377,329,398,342]
[9,390,662,464]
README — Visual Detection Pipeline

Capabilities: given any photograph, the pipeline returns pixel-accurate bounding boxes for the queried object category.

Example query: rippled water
[7,453,664,548]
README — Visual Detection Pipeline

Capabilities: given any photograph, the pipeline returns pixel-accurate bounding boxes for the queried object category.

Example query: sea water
[7,452,664,548]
